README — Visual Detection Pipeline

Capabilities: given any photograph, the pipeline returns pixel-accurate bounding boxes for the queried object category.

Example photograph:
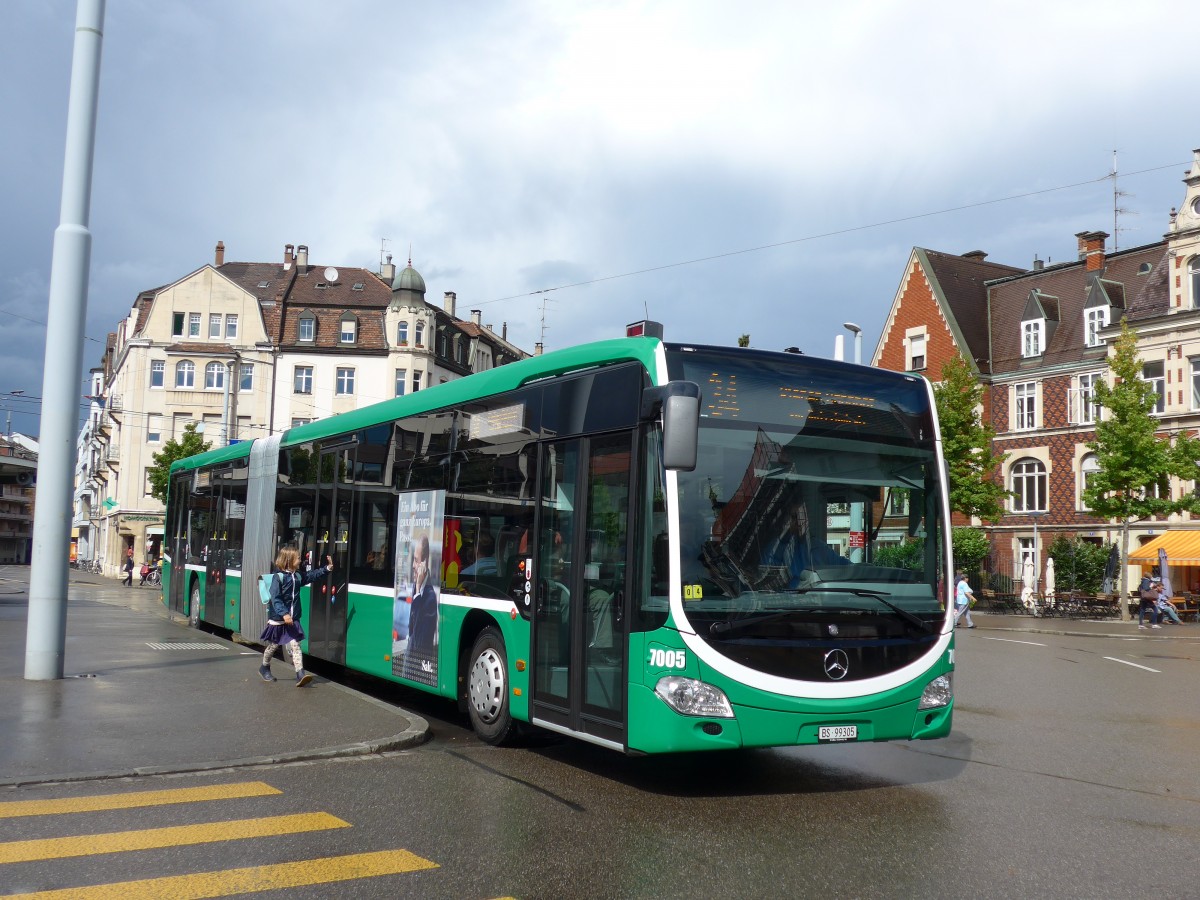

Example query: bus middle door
[531,433,632,749]
[309,441,355,665]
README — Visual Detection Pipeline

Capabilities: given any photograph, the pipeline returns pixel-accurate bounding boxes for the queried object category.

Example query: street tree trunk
[1119,515,1131,622]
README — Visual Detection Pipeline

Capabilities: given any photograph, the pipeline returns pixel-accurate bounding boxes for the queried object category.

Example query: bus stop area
[0,571,428,788]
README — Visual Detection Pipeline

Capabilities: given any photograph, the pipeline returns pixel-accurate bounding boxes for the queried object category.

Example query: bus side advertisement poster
[391,489,445,687]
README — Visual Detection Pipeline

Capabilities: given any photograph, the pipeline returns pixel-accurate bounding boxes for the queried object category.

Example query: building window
[188,313,201,338]
[339,315,357,344]
[415,322,425,347]
[291,417,313,428]
[1022,319,1044,358]
[395,369,407,397]
[298,315,315,342]
[147,414,162,443]
[1080,453,1100,509]
[1190,257,1200,309]
[1015,382,1037,430]
[294,366,313,394]
[1191,359,1200,410]
[1084,307,1109,347]
[412,370,423,393]
[150,360,164,389]
[1142,361,1165,414]
[175,360,195,389]
[239,363,253,392]
[1018,537,1037,574]
[205,362,225,390]
[438,331,448,357]
[1074,372,1101,425]
[908,334,926,371]
[1011,458,1047,512]
[209,314,222,339]
[336,367,355,395]
[225,314,238,339]
[397,321,409,345]
[172,312,184,338]
[173,412,193,438]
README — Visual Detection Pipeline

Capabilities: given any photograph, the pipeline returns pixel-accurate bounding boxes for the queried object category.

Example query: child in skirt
[259,547,334,686]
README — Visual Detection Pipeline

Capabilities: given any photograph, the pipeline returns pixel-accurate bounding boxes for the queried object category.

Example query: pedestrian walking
[1138,576,1163,630]
[954,571,976,628]
[258,547,333,686]
[121,547,134,587]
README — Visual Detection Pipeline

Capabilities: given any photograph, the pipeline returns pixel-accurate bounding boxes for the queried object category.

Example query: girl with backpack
[258,547,333,686]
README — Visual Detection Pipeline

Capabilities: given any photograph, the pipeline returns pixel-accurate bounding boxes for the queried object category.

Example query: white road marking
[979,636,1047,646]
[1103,656,1161,673]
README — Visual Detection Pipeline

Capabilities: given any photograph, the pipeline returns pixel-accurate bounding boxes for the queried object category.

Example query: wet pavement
[1,567,1194,788]
[0,567,427,787]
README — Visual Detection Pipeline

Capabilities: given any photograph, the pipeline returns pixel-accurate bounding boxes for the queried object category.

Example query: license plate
[818,725,858,743]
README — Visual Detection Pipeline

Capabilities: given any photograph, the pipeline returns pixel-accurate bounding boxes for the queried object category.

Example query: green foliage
[1046,537,1113,595]
[933,354,1009,522]
[1083,320,1200,523]
[147,423,211,503]
[737,334,750,348]
[873,539,924,571]
[951,526,991,575]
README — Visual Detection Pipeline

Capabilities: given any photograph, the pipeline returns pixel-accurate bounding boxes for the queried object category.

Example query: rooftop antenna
[379,238,390,269]
[1109,149,1134,251]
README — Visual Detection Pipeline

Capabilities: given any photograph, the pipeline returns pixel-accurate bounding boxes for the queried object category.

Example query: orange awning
[1127,530,1200,565]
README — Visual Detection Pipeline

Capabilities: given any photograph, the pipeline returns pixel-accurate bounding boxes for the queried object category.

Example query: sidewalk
[0,568,428,788]
[963,610,1200,640]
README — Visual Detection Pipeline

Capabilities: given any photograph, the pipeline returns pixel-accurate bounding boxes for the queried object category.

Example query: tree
[737,334,750,348]
[147,423,211,503]
[1046,536,1113,595]
[933,354,1009,521]
[1083,320,1200,619]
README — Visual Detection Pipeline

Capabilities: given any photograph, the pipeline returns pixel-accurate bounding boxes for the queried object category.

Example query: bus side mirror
[643,381,700,472]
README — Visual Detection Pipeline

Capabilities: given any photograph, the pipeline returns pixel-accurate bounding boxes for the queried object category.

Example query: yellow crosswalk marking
[6,848,439,899]
[0,782,280,819]
[0,812,349,864]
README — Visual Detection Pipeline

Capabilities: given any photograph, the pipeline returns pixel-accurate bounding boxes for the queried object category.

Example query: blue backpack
[258,573,275,605]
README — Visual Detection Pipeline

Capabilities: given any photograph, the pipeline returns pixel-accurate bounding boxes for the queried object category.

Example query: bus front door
[531,434,632,749]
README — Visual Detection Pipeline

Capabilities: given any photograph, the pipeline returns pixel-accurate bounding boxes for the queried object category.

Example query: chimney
[1033,255,1044,271]
[443,291,456,318]
[296,244,309,275]
[961,250,987,261]
[502,322,508,341]
[215,241,225,266]
[534,342,544,356]
[471,309,482,326]
[1075,231,1107,272]
[381,253,396,285]
[284,244,294,268]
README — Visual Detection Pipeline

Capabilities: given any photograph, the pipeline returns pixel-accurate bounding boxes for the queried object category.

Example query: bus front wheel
[467,626,514,745]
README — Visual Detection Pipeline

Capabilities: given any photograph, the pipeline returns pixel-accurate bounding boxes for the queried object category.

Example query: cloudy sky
[3,0,1196,438]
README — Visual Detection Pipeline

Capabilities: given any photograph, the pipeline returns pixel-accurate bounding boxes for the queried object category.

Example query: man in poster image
[405,534,439,682]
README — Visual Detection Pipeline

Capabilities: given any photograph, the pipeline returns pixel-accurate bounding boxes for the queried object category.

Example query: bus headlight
[655,676,734,718]
[917,674,953,710]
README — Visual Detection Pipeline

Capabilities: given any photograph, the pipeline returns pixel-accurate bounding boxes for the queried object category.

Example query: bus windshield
[665,348,947,678]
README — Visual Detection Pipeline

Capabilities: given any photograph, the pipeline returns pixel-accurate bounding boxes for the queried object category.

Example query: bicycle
[143,565,161,587]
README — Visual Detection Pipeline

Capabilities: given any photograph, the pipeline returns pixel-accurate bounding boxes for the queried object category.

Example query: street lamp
[1029,511,1047,592]
[842,322,862,365]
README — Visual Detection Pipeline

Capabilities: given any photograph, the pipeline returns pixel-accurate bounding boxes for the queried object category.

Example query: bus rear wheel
[467,626,515,745]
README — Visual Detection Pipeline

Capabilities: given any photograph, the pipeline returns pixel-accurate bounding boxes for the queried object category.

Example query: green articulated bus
[164,324,955,754]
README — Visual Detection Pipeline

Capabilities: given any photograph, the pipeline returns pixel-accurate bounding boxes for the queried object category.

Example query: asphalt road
[3,576,1198,898]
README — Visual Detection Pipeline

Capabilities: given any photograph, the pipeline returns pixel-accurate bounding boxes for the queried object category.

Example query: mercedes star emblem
[824,648,849,680]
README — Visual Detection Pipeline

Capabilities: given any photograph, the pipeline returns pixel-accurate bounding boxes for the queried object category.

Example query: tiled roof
[987,242,1165,373]
[921,250,1026,372]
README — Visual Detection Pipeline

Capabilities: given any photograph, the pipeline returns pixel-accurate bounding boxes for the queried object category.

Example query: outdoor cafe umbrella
[1020,557,1037,611]
[1158,547,1172,598]
[1101,543,1119,594]
[1044,556,1055,602]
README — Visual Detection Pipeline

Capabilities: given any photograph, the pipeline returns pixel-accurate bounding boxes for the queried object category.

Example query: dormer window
[298,314,315,342]
[1084,307,1109,347]
[1022,319,1044,357]
[339,313,357,344]
[1190,257,1200,310]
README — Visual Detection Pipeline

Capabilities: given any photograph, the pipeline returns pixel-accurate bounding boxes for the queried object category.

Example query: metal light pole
[26,0,106,680]
[843,322,862,365]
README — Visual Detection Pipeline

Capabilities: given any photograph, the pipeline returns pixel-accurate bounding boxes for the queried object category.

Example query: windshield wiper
[708,587,934,635]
